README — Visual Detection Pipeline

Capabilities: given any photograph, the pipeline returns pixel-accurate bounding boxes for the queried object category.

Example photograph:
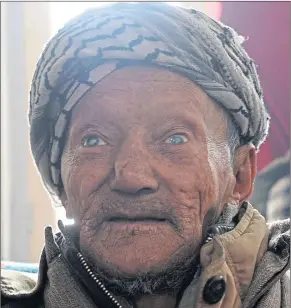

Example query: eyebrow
[71,121,122,140]
[151,113,203,130]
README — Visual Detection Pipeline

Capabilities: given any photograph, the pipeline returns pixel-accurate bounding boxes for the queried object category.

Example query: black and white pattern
[29,2,270,200]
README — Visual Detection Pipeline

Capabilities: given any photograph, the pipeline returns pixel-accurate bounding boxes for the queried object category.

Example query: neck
[134,293,178,308]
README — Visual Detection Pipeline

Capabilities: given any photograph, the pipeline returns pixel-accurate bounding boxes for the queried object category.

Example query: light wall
[24,2,58,262]
[1,2,56,263]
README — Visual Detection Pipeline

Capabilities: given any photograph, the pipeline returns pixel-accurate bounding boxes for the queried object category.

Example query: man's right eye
[81,135,107,147]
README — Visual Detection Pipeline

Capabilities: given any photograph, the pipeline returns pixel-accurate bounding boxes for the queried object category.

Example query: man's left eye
[165,134,189,145]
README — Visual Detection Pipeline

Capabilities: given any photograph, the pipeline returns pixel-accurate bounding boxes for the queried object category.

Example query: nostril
[137,187,155,196]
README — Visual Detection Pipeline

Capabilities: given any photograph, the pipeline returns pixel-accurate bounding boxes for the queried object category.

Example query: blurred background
[1,1,290,265]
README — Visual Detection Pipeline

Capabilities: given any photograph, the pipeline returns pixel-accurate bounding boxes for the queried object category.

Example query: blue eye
[82,135,106,147]
[165,134,188,145]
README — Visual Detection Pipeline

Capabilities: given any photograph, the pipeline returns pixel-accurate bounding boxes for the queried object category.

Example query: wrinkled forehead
[70,65,227,131]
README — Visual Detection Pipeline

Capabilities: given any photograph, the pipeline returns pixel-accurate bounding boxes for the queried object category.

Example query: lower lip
[103,220,169,231]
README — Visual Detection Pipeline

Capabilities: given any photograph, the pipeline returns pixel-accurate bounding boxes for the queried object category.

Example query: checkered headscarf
[29,2,270,200]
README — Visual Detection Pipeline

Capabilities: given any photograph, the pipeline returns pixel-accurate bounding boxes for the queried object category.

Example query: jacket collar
[179,203,290,308]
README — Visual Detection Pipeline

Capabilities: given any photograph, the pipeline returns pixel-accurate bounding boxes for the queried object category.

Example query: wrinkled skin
[61,66,256,287]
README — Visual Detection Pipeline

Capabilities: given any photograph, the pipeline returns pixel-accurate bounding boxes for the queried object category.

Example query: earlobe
[233,144,257,204]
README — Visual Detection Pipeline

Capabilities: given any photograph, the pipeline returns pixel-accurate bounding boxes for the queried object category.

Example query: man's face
[61,66,236,277]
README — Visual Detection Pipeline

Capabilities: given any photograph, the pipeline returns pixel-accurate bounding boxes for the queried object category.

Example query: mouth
[100,212,178,233]
[103,211,173,226]
[101,210,177,230]
[108,216,168,223]
[104,216,170,232]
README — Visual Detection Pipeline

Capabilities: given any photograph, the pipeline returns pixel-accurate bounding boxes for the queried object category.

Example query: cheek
[161,153,220,231]
[166,157,218,205]
[61,152,111,220]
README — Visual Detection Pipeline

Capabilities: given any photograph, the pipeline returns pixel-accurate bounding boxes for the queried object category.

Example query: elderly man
[1,3,290,308]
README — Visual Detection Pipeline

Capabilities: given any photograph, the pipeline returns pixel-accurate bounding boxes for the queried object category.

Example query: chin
[81,235,197,279]
[89,247,175,278]
[79,221,200,279]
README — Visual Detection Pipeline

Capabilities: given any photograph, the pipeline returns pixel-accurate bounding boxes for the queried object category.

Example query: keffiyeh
[29,2,270,200]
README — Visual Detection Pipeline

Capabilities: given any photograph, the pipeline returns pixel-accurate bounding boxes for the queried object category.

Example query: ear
[232,144,257,204]
[60,190,73,219]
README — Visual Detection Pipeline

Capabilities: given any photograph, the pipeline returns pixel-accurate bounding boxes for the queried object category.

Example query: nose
[110,142,159,196]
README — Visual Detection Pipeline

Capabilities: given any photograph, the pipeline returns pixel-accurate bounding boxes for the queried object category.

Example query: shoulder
[267,218,290,258]
[1,270,41,307]
[243,218,290,307]
[2,270,37,294]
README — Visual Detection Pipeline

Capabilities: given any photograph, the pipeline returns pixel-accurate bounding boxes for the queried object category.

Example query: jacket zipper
[58,220,123,307]
[204,224,235,244]
[76,252,123,308]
